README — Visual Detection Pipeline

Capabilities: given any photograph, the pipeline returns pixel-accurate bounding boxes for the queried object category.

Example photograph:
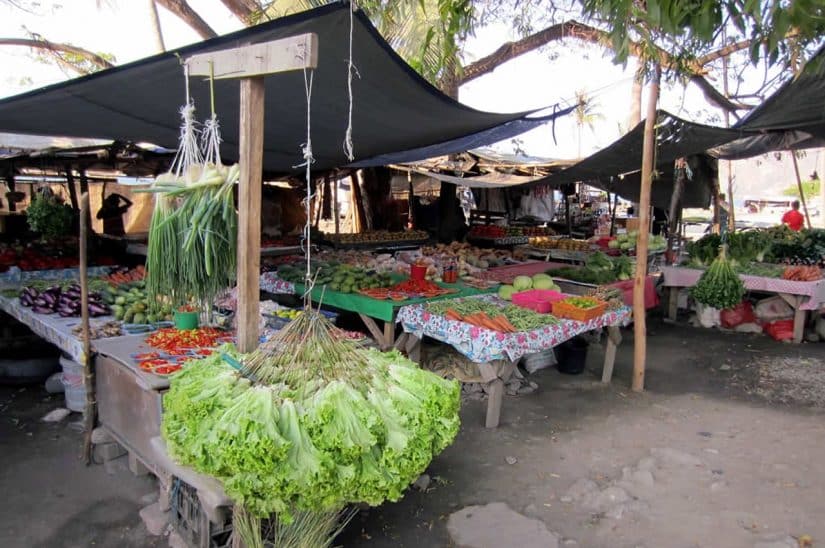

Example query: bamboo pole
[791,152,812,229]
[333,175,340,236]
[632,64,661,393]
[79,192,95,464]
[666,159,687,264]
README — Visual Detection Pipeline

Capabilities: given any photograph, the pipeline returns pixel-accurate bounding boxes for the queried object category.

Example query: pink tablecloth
[481,261,580,283]
[661,266,825,311]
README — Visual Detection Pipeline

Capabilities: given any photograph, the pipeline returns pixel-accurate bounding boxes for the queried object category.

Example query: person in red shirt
[781,200,805,231]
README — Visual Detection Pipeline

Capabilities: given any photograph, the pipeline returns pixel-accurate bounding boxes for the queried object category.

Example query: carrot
[445,309,462,321]
[492,315,515,333]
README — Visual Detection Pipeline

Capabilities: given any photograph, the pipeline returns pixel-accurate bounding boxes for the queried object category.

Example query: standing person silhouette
[781,200,805,231]
[96,193,133,237]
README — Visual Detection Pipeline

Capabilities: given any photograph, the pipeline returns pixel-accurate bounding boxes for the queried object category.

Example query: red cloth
[781,209,805,231]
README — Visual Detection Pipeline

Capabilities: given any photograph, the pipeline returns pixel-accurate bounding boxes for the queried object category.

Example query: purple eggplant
[88,303,110,317]
[32,305,54,314]
[19,294,33,307]
[58,307,75,317]
[40,293,58,307]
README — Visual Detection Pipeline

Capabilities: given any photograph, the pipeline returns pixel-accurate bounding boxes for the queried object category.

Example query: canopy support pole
[791,152,812,229]
[632,64,660,393]
[236,77,265,353]
[79,192,95,464]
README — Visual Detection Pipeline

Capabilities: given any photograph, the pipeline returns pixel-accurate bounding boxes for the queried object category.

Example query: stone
[505,456,518,465]
[582,486,630,511]
[139,502,168,536]
[168,530,187,548]
[704,448,720,455]
[720,364,731,371]
[650,447,702,467]
[605,500,649,520]
[753,534,798,548]
[90,427,115,445]
[565,478,599,501]
[562,540,578,546]
[710,481,728,492]
[94,441,127,463]
[413,474,431,491]
[447,502,559,548]
[636,457,657,471]
[559,496,574,504]
[41,408,71,423]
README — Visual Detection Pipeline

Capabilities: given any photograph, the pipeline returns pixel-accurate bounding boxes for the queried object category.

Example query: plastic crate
[169,477,233,548]
[511,289,566,313]
[551,299,608,322]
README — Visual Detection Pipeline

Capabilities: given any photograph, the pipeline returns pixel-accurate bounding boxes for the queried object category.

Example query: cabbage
[513,275,533,291]
[498,284,516,300]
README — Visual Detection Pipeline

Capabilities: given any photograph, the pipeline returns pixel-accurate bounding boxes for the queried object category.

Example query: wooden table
[396,297,631,428]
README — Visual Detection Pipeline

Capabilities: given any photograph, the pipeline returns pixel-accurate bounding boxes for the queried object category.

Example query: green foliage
[26,193,74,239]
[782,179,820,200]
[690,245,746,309]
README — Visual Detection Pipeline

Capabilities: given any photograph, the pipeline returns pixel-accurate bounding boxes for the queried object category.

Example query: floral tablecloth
[661,266,825,311]
[260,272,296,295]
[397,294,632,364]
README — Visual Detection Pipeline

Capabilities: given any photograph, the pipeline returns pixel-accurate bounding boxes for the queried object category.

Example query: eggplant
[88,303,110,317]
[45,285,62,295]
[34,297,49,307]
[23,287,39,298]
[40,293,58,307]
[64,290,81,299]
[32,305,54,314]
[19,294,33,307]
[58,307,75,317]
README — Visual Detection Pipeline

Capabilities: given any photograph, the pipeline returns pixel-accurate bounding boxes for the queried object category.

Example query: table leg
[667,287,679,321]
[793,307,806,344]
[359,313,387,348]
[485,379,504,428]
[602,325,622,383]
[383,321,395,351]
[405,334,421,363]
[394,332,409,350]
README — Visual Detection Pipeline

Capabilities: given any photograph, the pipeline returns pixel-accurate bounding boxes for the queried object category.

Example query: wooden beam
[236,77,265,353]
[632,65,661,393]
[79,193,95,464]
[185,33,318,79]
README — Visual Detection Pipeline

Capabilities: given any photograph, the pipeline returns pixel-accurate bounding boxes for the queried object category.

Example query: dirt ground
[2,316,825,548]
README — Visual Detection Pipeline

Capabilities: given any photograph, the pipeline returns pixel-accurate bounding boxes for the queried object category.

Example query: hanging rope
[298,66,316,305]
[343,0,358,161]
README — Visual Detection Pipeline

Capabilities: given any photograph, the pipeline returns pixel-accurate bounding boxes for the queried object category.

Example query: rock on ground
[447,502,559,548]
[139,502,168,537]
[650,447,703,467]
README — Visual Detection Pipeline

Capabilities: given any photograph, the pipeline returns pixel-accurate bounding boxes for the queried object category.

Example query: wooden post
[333,174,340,235]
[632,64,661,393]
[236,77,265,353]
[666,159,687,263]
[79,193,95,463]
[65,166,79,212]
[791,152,812,229]
[609,191,618,236]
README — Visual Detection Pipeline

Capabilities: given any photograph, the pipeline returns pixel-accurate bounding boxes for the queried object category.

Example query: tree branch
[218,0,261,25]
[154,0,217,39]
[459,19,757,113]
[0,37,115,72]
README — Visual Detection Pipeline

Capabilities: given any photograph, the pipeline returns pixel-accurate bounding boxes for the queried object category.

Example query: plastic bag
[720,301,756,328]
[695,302,721,328]
[764,319,795,341]
[754,296,793,322]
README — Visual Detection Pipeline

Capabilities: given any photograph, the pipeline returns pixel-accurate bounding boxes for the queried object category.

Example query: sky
[0,0,805,193]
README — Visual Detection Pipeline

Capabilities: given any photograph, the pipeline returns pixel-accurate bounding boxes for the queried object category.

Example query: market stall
[397,294,632,427]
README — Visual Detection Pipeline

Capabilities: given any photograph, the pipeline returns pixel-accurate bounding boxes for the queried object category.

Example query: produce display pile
[0,240,115,273]
[162,311,459,542]
[427,297,560,332]
[546,252,634,285]
[496,273,560,300]
[276,262,394,293]
[781,265,823,281]
[687,227,825,269]
[18,283,111,317]
[603,231,667,253]
[690,245,746,310]
[528,238,590,251]
[25,192,74,240]
[322,230,429,246]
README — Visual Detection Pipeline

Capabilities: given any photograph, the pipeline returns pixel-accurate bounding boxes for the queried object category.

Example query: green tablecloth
[294,280,496,322]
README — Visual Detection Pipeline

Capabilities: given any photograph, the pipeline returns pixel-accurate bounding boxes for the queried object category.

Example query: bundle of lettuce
[161,310,460,520]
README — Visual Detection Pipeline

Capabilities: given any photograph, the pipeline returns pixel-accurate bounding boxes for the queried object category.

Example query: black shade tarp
[0,2,564,173]
[524,111,745,208]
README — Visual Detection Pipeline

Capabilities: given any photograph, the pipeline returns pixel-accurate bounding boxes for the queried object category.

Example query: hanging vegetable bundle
[690,245,746,309]
[144,102,238,307]
[162,311,460,528]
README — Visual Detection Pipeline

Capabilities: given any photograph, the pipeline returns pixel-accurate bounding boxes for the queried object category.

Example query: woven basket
[552,299,607,322]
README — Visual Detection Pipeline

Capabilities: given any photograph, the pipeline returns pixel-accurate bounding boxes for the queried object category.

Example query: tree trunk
[218,0,260,25]
[0,38,114,73]
[627,62,644,129]
[632,64,661,393]
[147,0,166,53]
[154,0,217,39]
